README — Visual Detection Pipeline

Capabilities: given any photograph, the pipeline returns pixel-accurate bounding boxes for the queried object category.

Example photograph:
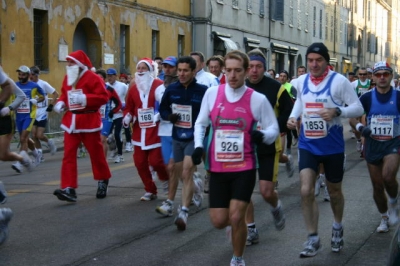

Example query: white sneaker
[20,150,33,172]
[125,142,133,152]
[0,208,13,245]
[356,140,362,152]
[48,139,57,155]
[315,175,322,196]
[323,186,330,202]
[33,151,42,166]
[156,200,174,217]
[351,132,355,139]
[192,172,203,208]
[389,203,400,226]
[108,150,117,160]
[286,155,294,178]
[140,192,157,201]
[174,207,188,231]
[114,154,124,163]
[12,162,23,173]
[377,217,389,233]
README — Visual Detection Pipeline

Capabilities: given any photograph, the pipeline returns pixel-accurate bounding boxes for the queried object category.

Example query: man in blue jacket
[159,56,207,231]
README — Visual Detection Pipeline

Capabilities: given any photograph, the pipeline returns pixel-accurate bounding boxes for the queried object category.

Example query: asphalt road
[0,124,397,266]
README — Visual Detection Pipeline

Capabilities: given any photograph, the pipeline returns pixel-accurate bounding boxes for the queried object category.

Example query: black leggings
[286,129,298,149]
[112,117,123,155]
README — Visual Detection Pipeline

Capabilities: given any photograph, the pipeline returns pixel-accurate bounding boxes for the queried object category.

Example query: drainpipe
[191,0,195,51]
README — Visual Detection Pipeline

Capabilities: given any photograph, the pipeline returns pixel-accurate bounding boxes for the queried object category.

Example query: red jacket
[57,69,109,133]
[125,79,163,150]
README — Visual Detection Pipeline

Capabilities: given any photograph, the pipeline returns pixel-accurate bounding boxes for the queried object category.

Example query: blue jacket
[159,78,207,141]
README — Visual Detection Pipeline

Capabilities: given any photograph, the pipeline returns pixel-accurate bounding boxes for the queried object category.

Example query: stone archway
[73,18,102,68]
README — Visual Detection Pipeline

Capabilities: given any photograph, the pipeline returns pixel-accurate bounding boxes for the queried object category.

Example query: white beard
[135,72,153,93]
[66,65,80,86]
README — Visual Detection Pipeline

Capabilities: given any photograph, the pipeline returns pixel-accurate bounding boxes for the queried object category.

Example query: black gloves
[359,126,372,138]
[251,131,264,145]
[46,104,54,112]
[108,111,114,119]
[192,147,204,165]
[168,113,180,124]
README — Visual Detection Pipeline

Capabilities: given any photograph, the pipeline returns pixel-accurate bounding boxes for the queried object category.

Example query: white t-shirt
[107,80,128,120]
[195,69,219,88]
[155,84,172,136]
[36,79,56,121]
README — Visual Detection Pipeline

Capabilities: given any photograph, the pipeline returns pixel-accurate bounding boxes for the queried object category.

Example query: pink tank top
[208,84,257,172]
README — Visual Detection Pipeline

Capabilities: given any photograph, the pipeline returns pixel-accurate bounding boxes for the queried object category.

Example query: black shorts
[33,119,47,128]
[298,148,345,183]
[364,137,400,165]
[209,169,256,208]
[257,153,279,182]
[0,116,14,136]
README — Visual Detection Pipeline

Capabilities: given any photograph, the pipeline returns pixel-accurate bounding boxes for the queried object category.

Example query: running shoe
[114,154,124,163]
[53,188,77,202]
[246,227,259,246]
[0,182,7,204]
[174,207,188,231]
[0,208,13,245]
[331,226,344,252]
[377,217,389,233]
[230,257,245,266]
[162,180,169,195]
[356,140,362,152]
[108,150,117,160]
[300,237,321,257]
[351,132,355,139]
[156,200,174,217]
[11,162,23,174]
[271,201,285,230]
[140,192,157,201]
[125,142,133,152]
[192,172,203,208]
[323,186,330,202]
[20,150,33,172]
[96,180,108,199]
[34,150,42,166]
[389,202,400,226]
[48,139,57,155]
[286,155,294,178]
[315,175,322,196]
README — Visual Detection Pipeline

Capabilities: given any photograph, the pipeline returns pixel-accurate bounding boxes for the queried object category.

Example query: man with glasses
[350,61,400,233]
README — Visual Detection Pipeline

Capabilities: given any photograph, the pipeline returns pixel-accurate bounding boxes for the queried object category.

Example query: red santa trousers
[61,131,111,189]
[133,146,168,194]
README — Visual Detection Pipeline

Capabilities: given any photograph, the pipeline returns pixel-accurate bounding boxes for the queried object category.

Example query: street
[0,125,396,266]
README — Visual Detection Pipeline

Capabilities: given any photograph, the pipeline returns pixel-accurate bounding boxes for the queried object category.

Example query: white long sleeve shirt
[194,84,279,148]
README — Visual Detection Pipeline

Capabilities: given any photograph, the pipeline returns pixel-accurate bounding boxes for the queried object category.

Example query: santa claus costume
[53,50,111,202]
[124,58,169,200]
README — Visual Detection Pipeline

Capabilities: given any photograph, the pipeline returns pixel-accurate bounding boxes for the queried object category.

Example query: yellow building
[0,0,191,90]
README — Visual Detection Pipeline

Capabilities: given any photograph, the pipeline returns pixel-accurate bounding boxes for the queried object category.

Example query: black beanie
[306,43,330,63]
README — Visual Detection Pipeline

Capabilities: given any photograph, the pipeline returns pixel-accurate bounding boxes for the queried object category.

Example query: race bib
[172,103,192,128]
[370,117,394,141]
[214,129,244,162]
[68,89,84,111]
[302,102,327,139]
[100,105,106,119]
[17,98,30,113]
[138,107,155,128]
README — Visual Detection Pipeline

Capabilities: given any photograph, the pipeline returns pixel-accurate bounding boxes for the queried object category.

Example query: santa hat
[136,57,158,78]
[66,50,93,69]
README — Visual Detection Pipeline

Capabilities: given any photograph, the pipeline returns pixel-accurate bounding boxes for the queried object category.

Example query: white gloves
[70,94,86,106]
[153,113,160,123]
[123,113,136,128]
[0,107,10,116]
[30,98,38,105]
[53,102,65,113]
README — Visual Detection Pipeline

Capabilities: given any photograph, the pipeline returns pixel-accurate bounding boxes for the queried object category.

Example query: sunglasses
[374,72,391,78]
[358,73,367,76]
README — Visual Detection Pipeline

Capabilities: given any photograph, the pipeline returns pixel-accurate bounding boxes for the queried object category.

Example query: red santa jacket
[57,69,109,133]
[125,78,163,150]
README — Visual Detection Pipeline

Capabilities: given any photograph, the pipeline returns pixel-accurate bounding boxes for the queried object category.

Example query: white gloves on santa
[153,113,160,124]
[71,93,87,106]
[123,113,136,128]
[53,102,65,113]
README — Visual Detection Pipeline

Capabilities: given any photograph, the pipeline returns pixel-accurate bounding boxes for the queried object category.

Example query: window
[339,20,343,44]
[232,0,238,9]
[304,0,309,31]
[120,25,130,73]
[270,0,284,22]
[247,0,252,13]
[297,1,302,29]
[344,22,348,45]
[319,9,323,39]
[330,15,334,42]
[368,1,371,21]
[151,30,159,60]
[289,0,294,26]
[260,0,265,17]
[34,9,49,71]
[313,6,316,37]
[178,35,185,57]
[325,14,328,40]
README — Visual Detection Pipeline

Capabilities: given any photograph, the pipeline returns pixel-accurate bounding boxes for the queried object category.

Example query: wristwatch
[335,107,342,117]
